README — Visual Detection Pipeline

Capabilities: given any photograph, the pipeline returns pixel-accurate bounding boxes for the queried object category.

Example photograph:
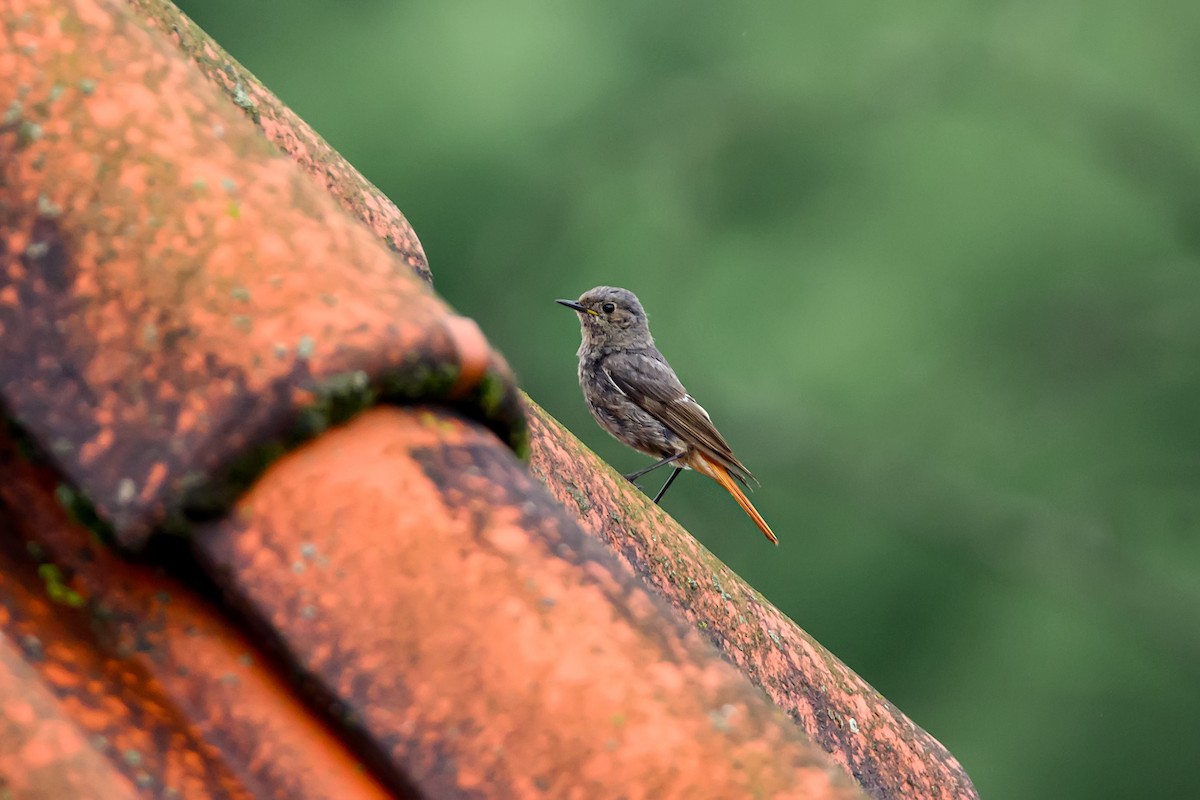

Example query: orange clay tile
[0,0,975,798]
[125,0,431,283]
[0,428,400,799]
[0,0,522,551]
[526,403,979,799]
[193,406,866,799]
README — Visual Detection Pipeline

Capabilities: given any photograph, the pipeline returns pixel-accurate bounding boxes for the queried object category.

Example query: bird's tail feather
[691,454,778,544]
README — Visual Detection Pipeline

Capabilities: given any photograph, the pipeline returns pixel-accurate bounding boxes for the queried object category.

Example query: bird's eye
[602,302,616,314]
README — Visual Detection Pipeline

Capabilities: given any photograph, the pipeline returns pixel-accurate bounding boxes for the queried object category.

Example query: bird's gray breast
[578,354,684,458]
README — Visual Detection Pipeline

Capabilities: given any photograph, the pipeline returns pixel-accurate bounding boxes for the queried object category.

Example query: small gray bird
[557,286,777,543]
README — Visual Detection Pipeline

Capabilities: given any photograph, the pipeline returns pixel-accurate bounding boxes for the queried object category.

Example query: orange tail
[690,454,778,544]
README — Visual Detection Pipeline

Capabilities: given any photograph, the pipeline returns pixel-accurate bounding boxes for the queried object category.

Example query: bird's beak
[556,299,599,316]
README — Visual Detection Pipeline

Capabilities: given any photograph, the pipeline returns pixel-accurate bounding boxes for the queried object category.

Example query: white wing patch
[674,393,712,421]
[602,368,626,396]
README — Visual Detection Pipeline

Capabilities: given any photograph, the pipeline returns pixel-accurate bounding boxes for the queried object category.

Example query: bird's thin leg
[652,467,683,505]
[624,453,684,483]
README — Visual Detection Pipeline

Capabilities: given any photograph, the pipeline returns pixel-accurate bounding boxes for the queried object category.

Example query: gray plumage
[557,285,756,489]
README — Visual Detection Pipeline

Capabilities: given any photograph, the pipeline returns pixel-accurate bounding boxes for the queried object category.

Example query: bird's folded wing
[602,350,756,486]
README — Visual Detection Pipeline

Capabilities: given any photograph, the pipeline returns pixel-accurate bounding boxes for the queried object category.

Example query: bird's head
[556,286,652,350]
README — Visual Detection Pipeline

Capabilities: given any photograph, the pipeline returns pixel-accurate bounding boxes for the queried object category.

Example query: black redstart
[556,286,777,544]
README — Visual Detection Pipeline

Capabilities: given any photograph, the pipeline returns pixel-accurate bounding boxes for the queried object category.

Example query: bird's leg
[623,453,684,483]
[652,467,683,505]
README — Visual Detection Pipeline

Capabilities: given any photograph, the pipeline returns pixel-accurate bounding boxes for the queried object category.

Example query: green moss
[3,99,22,126]
[297,336,317,361]
[564,479,592,515]
[417,409,457,433]
[475,371,530,456]
[380,360,459,400]
[385,366,530,458]
[80,355,529,540]
[230,81,261,124]
[310,370,376,427]
[376,358,528,455]
[54,483,116,542]
[36,193,62,218]
[8,349,526,548]
[476,371,507,417]
[178,437,286,521]
[502,419,529,460]
[37,563,85,608]
[16,120,42,147]
[180,369,376,523]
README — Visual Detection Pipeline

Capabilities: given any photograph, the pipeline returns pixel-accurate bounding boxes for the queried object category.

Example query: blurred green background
[175,1,1200,796]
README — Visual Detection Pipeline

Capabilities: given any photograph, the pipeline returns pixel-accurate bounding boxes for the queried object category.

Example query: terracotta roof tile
[0,0,975,797]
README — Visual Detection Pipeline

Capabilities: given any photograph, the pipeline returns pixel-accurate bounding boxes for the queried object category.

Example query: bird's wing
[602,349,756,486]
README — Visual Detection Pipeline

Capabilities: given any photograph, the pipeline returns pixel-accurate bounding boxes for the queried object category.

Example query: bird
[556,286,777,544]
